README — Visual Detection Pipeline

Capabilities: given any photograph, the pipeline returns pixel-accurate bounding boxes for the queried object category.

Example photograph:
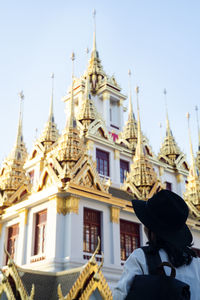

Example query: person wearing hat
[113,190,200,300]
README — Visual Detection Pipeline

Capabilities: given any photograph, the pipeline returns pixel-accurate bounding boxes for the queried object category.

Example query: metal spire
[164,88,171,136]
[16,91,24,145]
[49,73,54,123]
[93,9,97,53]
[135,86,144,158]
[187,112,197,177]
[68,52,76,128]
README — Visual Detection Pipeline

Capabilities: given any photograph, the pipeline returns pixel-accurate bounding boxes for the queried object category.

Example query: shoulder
[125,247,148,274]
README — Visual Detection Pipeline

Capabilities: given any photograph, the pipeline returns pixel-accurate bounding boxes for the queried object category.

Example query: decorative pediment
[6,184,30,205]
[36,165,59,192]
[68,154,109,193]
[58,239,112,300]
[86,119,114,145]
[0,250,35,300]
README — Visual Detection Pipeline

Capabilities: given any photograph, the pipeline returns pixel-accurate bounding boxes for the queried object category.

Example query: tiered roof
[38,73,59,149]
[123,87,163,200]
[117,70,137,151]
[0,92,28,205]
[184,113,200,219]
[158,90,188,170]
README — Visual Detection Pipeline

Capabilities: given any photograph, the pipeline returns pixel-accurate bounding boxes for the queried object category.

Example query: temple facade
[0,16,200,300]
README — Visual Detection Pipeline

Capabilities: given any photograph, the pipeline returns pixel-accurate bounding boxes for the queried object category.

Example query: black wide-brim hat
[132,190,193,248]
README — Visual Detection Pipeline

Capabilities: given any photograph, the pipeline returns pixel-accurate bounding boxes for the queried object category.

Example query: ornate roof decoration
[0,92,28,204]
[58,238,112,300]
[195,105,200,173]
[123,87,163,200]
[38,73,59,150]
[0,248,35,300]
[184,113,200,219]
[158,90,187,169]
[55,53,84,176]
[86,10,120,95]
[117,70,137,151]
[77,74,96,132]
[0,239,112,300]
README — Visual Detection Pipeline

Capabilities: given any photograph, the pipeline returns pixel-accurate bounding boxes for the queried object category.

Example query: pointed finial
[187,112,196,176]
[19,90,24,100]
[49,73,54,122]
[163,88,171,135]
[135,86,144,158]
[67,52,76,128]
[16,90,24,145]
[92,9,97,52]
[135,86,139,110]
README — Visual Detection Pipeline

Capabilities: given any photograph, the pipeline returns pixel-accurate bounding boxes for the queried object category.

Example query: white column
[110,207,121,265]
[63,196,82,267]
[17,209,28,265]
[102,92,110,127]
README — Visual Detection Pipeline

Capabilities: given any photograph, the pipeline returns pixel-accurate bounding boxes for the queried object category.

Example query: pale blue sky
[0,0,199,163]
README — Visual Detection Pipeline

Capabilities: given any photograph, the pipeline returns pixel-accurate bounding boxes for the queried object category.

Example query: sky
[0,0,199,164]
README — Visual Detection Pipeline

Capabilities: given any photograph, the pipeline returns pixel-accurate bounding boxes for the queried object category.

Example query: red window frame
[83,208,101,254]
[120,160,129,183]
[96,149,109,176]
[120,219,140,261]
[34,210,47,255]
[7,224,19,263]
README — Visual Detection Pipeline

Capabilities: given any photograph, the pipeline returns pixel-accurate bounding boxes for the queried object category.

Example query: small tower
[77,70,97,133]
[38,73,59,150]
[123,87,163,200]
[195,106,200,173]
[158,90,187,169]
[56,53,84,179]
[0,92,28,202]
[87,10,106,94]
[117,70,137,152]
[184,113,200,218]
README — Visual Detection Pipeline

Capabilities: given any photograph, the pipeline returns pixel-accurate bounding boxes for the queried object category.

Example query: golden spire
[49,72,54,122]
[117,70,137,151]
[78,73,96,131]
[16,91,24,146]
[187,113,198,178]
[135,86,143,158]
[38,73,59,148]
[92,9,97,55]
[0,92,28,201]
[184,113,200,216]
[56,53,83,167]
[123,86,163,200]
[87,10,106,94]
[158,89,184,167]
[195,105,200,172]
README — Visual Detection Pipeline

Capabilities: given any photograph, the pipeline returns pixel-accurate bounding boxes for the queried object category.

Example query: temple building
[0,13,200,300]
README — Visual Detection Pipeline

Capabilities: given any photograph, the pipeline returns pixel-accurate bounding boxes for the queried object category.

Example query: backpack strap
[141,246,162,275]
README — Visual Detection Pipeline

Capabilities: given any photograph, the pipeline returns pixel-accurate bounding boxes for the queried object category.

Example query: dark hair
[146,230,197,268]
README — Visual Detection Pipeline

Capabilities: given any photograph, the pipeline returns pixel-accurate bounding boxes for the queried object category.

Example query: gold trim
[176,174,183,183]
[114,150,120,160]
[110,206,120,224]
[66,196,79,214]
[0,223,2,236]
[18,208,28,225]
